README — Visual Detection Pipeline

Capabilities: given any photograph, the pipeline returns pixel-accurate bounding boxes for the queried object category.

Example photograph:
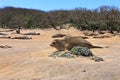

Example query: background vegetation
[0,6,120,32]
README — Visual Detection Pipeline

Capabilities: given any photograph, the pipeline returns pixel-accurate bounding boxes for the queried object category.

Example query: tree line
[0,6,120,32]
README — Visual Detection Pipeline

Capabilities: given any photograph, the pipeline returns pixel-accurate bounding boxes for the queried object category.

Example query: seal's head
[50,39,65,51]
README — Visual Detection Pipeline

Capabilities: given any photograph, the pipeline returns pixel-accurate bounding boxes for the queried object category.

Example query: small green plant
[49,46,104,62]
[70,46,93,57]
[59,51,75,58]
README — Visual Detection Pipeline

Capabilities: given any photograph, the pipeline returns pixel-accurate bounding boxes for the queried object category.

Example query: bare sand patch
[0,28,120,80]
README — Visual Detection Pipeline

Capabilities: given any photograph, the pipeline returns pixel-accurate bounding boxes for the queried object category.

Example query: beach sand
[0,28,120,80]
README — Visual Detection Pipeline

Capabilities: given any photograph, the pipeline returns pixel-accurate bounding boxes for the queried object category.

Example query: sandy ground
[0,28,120,80]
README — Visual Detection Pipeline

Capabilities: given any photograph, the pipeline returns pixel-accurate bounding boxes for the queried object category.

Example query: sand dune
[0,28,120,80]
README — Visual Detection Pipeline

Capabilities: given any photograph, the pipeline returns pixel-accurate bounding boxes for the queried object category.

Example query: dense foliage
[0,6,120,32]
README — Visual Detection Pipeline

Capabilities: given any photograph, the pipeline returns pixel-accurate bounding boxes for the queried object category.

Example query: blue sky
[0,0,120,11]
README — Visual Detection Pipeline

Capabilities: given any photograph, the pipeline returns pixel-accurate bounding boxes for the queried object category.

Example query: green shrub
[70,46,93,57]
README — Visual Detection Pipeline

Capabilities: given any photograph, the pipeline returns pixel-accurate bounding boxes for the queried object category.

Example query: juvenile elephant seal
[11,36,32,39]
[50,36,103,51]
[0,45,12,48]
[23,32,40,35]
[52,34,66,38]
